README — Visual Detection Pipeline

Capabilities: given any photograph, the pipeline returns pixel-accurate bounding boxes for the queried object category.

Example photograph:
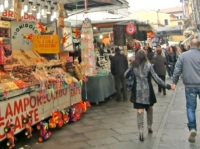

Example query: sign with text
[0,21,10,28]
[33,35,60,54]
[2,10,37,21]
[11,21,40,50]
[0,85,81,141]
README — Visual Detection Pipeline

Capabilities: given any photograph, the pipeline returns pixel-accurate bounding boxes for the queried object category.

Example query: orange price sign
[33,35,60,54]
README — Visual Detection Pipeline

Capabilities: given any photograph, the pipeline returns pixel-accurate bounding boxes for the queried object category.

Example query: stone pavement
[1,79,200,149]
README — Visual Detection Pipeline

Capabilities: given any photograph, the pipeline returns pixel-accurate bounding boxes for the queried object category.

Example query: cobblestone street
[1,79,200,149]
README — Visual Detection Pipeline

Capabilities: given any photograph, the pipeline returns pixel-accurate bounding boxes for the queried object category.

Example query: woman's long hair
[132,49,148,68]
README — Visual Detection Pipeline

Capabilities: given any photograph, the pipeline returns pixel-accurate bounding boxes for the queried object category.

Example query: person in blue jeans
[172,38,200,143]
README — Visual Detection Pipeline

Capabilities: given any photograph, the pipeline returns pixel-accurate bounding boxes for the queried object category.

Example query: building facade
[129,9,185,42]
[182,0,200,29]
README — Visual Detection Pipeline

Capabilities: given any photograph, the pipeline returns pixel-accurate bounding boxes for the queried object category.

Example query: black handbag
[124,66,135,91]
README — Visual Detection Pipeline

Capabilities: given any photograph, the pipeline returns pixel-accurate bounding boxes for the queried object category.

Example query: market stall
[0,1,92,148]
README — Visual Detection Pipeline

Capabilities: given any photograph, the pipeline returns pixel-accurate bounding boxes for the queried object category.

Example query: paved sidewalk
[156,81,200,149]
[1,79,200,149]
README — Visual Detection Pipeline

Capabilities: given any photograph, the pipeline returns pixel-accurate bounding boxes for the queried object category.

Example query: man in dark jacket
[153,45,167,95]
[111,47,128,102]
[172,38,200,143]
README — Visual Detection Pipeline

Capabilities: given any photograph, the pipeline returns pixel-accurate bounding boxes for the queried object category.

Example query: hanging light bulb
[0,4,4,12]
[23,0,28,12]
[28,2,32,15]
[53,11,57,18]
[50,7,54,21]
[41,0,45,15]
[21,9,24,16]
[37,12,40,19]
[99,35,103,39]
[50,15,54,21]
[32,0,37,11]
[47,4,51,14]
[4,0,8,8]
[36,4,41,19]
[53,3,57,19]
[43,6,47,18]
[0,0,4,12]
[9,0,14,11]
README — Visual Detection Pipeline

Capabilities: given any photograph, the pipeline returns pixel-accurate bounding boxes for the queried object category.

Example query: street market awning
[155,26,182,36]
[64,0,129,12]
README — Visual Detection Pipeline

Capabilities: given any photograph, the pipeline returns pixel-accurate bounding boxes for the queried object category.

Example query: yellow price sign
[33,35,60,54]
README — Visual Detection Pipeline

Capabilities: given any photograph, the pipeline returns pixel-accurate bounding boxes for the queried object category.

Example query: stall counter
[82,74,116,104]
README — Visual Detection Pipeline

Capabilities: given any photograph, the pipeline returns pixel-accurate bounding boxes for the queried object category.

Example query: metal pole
[192,0,198,27]
[195,0,200,23]
[157,10,159,28]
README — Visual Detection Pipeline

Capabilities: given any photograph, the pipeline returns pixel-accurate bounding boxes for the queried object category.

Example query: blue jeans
[168,64,175,77]
[185,87,200,131]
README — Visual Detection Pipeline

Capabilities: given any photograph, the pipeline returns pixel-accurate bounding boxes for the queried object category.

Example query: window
[164,19,168,25]
[178,22,182,25]
[180,16,182,19]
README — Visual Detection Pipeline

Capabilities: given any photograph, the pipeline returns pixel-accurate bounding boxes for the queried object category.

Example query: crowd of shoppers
[110,40,198,143]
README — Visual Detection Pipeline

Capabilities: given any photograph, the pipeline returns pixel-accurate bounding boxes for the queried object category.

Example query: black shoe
[148,128,153,134]
[139,133,144,141]
[123,98,128,102]
[163,92,166,95]
[116,99,122,102]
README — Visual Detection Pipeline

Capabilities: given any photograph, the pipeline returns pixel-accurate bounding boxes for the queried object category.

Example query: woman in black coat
[125,49,171,141]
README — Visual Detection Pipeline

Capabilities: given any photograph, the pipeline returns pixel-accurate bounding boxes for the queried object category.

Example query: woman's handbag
[124,66,135,91]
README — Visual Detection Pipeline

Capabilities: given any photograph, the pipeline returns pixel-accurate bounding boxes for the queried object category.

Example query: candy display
[23,114,33,138]
[61,108,69,124]
[49,111,64,128]
[4,121,16,149]
[74,59,86,81]
[0,17,94,149]
[81,18,96,76]
[96,55,111,75]
[37,121,52,142]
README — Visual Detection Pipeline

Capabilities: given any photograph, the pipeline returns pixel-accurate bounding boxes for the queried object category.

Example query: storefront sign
[11,21,40,50]
[12,23,39,39]
[33,35,60,54]
[2,10,37,21]
[0,86,81,141]
[0,21,10,28]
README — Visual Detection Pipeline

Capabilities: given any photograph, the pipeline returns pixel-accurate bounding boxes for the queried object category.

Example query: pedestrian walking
[144,44,154,63]
[168,46,177,77]
[152,45,167,95]
[111,47,128,102]
[125,49,171,141]
[172,38,200,143]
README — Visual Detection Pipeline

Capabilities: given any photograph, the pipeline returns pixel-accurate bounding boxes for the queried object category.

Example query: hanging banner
[2,10,37,21]
[11,21,40,50]
[33,35,60,54]
[58,22,73,52]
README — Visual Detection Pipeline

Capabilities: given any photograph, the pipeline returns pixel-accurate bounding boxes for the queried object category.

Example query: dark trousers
[114,75,127,101]
[168,64,175,77]
[158,75,166,93]
[166,64,171,77]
